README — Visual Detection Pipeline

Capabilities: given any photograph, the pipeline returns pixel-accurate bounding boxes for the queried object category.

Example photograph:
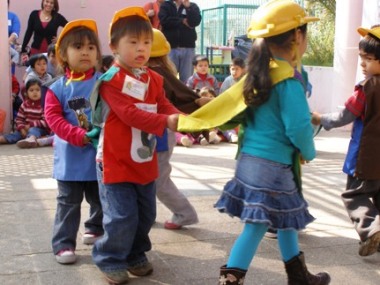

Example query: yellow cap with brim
[358,27,380,41]
[247,0,319,39]
[55,19,98,64]
[151,28,171,57]
[109,6,150,38]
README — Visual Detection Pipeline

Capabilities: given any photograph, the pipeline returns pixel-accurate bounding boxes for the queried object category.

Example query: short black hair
[359,35,380,60]
[231,57,245,68]
[25,78,42,92]
[28,54,48,69]
[192,55,209,66]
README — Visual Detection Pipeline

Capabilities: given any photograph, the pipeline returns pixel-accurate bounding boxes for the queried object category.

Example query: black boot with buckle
[284,252,331,285]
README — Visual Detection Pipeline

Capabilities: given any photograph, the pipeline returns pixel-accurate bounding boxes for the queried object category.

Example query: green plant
[302,0,335,66]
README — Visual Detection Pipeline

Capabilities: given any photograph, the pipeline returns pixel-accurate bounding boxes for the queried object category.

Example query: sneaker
[82,232,103,245]
[230,134,238,143]
[209,131,221,144]
[180,136,193,147]
[128,261,153,276]
[164,220,182,230]
[359,231,380,256]
[264,229,278,239]
[55,249,76,264]
[37,136,54,147]
[16,136,37,148]
[199,137,209,145]
[102,270,129,285]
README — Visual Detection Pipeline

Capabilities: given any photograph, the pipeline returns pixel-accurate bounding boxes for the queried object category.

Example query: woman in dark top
[21,0,67,56]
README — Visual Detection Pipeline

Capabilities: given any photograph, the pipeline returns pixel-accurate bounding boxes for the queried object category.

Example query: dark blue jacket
[158,0,201,48]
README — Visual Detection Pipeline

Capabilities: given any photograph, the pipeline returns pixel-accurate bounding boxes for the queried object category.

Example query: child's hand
[83,135,91,145]
[167,114,179,132]
[20,128,27,138]
[86,126,101,148]
[311,112,321,126]
[195,97,213,106]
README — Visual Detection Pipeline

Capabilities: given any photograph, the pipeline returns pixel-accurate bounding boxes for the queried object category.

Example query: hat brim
[56,19,98,64]
[358,27,380,41]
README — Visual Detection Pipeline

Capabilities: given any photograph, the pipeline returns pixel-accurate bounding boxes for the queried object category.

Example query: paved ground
[1,129,380,285]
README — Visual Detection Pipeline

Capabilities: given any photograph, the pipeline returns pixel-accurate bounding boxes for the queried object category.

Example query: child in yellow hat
[312,24,380,258]
[90,7,180,284]
[44,19,104,265]
[212,0,330,284]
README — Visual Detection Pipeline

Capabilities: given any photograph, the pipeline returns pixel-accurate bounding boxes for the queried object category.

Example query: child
[44,19,104,264]
[0,79,50,148]
[211,0,330,284]
[147,28,199,229]
[47,43,58,77]
[90,7,179,284]
[220,57,246,93]
[312,25,380,257]
[186,55,220,95]
[23,53,52,85]
[100,54,114,73]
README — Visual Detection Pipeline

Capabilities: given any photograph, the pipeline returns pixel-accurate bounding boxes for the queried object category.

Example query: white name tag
[122,75,148,101]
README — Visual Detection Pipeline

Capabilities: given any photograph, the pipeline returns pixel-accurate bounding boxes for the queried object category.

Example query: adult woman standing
[21,0,67,56]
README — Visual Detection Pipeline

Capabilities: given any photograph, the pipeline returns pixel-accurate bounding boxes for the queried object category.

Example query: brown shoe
[359,231,380,256]
[127,261,153,276]
[102,270,129,285]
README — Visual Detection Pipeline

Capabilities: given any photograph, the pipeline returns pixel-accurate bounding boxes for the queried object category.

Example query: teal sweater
[241,78,315,165]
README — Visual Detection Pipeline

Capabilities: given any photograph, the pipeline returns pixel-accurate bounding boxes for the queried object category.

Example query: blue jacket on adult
[158,0,202,49]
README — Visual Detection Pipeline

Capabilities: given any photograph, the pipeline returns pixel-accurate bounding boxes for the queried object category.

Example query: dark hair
[25,78,42,92]
[231,57,245,69]
[199,86,216,97]
[192,55,209,66]
[359,33,380,60]
[57,26,101,70]
[101,55,115,73]
[110,16,153,47]
[28,53,48,69]
[243,24,307,107]
[41,0,59,13]
[47,43,56,56]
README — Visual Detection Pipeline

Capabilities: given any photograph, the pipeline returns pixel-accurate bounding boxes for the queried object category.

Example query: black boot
[218,265,246,285]
[284,252,331,285]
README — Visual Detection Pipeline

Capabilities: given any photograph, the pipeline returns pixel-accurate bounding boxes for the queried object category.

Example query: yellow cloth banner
[178,59,294,132]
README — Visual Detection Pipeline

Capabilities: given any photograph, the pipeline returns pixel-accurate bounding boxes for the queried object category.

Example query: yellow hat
[151,29,171,57]
[109,6,150,38]
[358,26,380,41]
[247,0,319,39]
[55,19,98,64]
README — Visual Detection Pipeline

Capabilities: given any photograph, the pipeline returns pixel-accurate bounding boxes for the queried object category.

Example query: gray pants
[342,176,380,241]
[156,130,199,226]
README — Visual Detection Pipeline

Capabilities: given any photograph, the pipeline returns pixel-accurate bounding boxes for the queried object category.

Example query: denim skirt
[214,154,315,230]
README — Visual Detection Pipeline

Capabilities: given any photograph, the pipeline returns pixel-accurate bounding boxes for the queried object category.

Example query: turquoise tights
[227,223,299,270]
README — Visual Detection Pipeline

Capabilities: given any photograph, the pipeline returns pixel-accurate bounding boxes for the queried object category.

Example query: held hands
[86,126,101,148]
[311,112,321,126]
[167,114,179,132]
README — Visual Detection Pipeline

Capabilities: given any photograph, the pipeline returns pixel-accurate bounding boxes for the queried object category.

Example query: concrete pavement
[1,129,380,284]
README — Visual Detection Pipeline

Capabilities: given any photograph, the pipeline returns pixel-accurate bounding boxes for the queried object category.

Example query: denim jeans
[169,47,195,83]
[4,127,49,144]
[92,163,157,272]
[52,180,103,254]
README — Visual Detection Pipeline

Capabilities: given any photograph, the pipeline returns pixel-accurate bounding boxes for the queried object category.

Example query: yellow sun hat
[151,28,171,57]
[247,0,319,39]
[55,19,98,64]
[358,26,380,41]
[109,6,150,38]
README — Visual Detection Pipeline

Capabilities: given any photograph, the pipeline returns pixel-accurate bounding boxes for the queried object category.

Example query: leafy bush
[302,0,335,66]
